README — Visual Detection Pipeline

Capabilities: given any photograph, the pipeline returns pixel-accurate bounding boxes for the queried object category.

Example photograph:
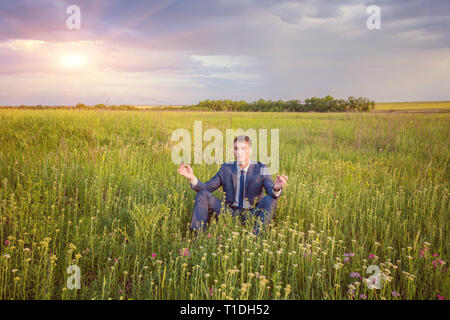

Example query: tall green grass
[0,110,448,300]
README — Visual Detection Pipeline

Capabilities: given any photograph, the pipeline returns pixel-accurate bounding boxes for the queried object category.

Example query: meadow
[374,101,450,112]
[0,110,448,300]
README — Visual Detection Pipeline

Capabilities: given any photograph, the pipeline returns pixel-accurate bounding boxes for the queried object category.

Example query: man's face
[234,141,251,164]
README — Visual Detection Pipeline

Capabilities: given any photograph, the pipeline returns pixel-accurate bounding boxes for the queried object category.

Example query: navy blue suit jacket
[190,161,281,206]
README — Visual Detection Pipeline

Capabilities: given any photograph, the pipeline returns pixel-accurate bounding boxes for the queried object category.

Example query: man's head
[233,135,252,165]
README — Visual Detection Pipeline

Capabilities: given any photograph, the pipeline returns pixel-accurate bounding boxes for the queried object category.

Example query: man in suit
[177,135,288,235]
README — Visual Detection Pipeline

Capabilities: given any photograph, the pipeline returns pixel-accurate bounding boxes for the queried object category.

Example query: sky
[0,0,449,105]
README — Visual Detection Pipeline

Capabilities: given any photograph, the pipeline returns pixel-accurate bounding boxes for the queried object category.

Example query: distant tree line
[0,103,139,110]
[190,96,375,112]
[0,96,375,112]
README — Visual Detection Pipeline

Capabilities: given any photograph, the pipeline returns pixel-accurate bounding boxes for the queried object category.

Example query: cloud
[0,0,449,104]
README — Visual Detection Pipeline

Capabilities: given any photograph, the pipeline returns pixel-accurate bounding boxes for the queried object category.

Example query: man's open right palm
[178,164,194,180]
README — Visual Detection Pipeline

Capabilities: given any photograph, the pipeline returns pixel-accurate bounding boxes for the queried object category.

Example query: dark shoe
[190,228,198,238]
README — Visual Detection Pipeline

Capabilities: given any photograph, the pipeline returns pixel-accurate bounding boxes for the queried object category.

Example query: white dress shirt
[190,162,281,208]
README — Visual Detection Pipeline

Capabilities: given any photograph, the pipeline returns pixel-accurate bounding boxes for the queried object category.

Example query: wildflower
[210,288,214,296]
[344,257,350,263]
[151,253,156,258]
[369,254,375,259]
[360,294,367,300]
[350,272,361,279]
[179,248,190,257]
[284,285,291,297]
[4,240,10,246]
[437,294,444,300]
[333,263,343,270]
[392,291,400,297]
[433,260,446,267]
[207,233,211,238]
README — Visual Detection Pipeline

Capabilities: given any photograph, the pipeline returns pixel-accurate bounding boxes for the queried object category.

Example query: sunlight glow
[60,54,87,68]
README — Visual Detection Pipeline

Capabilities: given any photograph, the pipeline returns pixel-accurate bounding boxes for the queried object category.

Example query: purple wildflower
[392,291,400,297]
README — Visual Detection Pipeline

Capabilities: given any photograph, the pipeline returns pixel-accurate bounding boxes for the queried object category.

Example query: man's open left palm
[274,175,288,191]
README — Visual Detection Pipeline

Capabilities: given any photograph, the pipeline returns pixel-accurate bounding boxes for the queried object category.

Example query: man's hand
[273,175,288,191]
[177,164,195,182]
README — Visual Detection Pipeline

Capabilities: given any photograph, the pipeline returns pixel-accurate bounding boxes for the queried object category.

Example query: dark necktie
[238,169,246,211]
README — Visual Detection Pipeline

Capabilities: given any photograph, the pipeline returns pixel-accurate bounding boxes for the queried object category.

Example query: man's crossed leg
[190,190,277,235]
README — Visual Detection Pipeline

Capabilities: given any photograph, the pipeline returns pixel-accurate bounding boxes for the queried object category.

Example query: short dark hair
[233,135,252,147]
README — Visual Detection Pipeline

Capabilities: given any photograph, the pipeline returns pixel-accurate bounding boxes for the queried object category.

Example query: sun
[60,54,87,68]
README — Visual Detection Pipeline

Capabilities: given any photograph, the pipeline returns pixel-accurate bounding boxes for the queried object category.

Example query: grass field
[0,110,448,300]
[374,101,450,112]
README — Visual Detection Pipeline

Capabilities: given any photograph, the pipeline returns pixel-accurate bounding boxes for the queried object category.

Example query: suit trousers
[190,190,277,235]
